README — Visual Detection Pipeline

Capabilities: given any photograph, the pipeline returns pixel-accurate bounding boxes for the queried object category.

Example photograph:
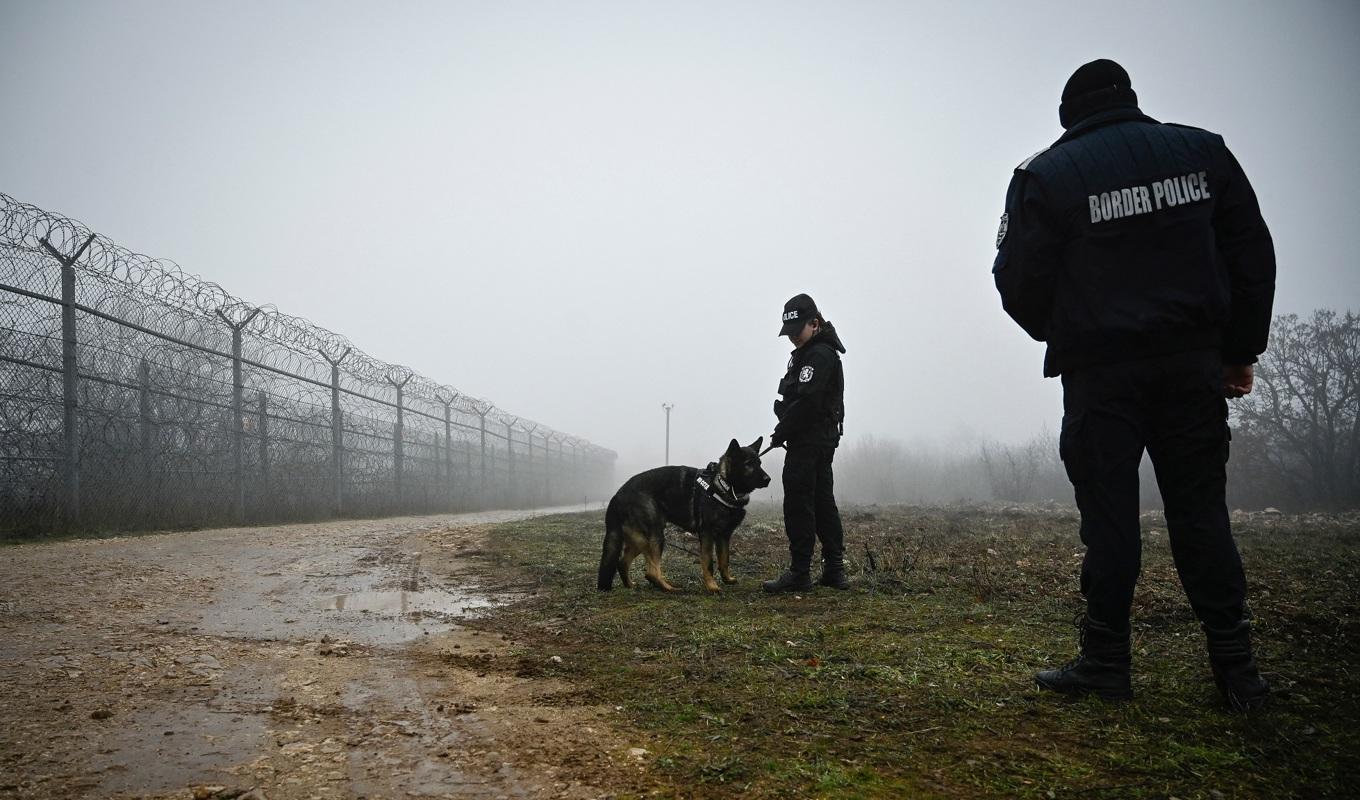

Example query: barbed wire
[0,192,615,533]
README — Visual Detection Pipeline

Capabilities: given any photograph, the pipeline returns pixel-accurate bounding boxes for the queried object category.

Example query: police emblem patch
[996,212,1008,249]
[798,366,814,383]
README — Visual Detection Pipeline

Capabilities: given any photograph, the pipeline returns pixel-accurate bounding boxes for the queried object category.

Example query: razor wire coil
[0,192,614,533]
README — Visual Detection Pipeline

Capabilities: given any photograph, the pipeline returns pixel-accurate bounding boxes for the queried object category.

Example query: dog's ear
[728,438,740,453]
[749,436,763,453]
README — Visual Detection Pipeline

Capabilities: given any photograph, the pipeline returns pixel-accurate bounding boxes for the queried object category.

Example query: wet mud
[0,507,641,800]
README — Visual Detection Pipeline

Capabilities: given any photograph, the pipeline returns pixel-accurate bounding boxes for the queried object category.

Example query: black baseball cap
[779,293,820,337]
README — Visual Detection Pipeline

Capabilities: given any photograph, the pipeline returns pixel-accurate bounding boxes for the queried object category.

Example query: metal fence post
[504,418,517,507]
[59,256,79,525]
[570,441,580,503]
[432,431,441,506]
[320,348,350,517]
[216,307,260,524]
[257,389,269,517]
[544,433,555,506]
[477,409,488,501]
[39,234,94,529]
[522,423,538,507]
[138,359,154,521]
[387,374,411,509]
[557,436,567,505]
[440,397,455,509]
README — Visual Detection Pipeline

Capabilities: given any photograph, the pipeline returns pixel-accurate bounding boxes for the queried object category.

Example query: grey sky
[3,0,1357,475]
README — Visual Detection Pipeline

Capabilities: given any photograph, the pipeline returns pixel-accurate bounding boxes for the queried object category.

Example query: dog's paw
[721,575,738,585]
[704,582,723,594]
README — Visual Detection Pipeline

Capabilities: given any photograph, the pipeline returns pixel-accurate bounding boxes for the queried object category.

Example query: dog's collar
[697,463,749,509]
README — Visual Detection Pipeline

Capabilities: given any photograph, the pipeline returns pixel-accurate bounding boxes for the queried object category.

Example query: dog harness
[693,462,749,517]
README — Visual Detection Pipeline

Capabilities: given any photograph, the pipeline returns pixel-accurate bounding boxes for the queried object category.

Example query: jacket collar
[1055,107,1159,146]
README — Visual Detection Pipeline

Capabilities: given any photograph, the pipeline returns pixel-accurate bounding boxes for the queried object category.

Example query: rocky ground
[0,508,650,800]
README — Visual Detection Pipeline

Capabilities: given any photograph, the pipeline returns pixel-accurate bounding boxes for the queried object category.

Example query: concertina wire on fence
[0,192,616,533]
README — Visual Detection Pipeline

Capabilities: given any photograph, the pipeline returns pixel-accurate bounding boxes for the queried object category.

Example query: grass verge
[471,505,1360,799]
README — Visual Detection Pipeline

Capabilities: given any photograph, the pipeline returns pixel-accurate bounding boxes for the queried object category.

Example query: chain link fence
[0,193,615,535]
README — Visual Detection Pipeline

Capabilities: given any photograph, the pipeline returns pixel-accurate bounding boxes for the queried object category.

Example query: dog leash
[758,442,783,457]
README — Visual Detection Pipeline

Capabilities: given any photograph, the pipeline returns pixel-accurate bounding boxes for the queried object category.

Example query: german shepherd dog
[598,438,771,593]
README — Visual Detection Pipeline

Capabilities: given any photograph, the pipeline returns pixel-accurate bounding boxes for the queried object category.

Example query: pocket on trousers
[1058,412,1087,483]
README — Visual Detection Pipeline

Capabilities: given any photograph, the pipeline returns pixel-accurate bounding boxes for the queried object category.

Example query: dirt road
[0,509,642,800]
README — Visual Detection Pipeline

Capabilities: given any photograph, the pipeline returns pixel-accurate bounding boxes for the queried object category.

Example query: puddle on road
[306,587,500,645]
[323,589,495,616]
[202,586,501,646]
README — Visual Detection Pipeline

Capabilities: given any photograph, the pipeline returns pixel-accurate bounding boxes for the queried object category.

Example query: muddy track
[0,509,644,800]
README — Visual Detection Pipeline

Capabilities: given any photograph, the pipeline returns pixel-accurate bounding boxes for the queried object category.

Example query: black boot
[818,560,850,590]
[762,568,813,593]
[1035,615,1133,702]
[1204,621,1270,712]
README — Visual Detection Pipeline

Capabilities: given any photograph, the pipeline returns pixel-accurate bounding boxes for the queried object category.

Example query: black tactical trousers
[1060,349,1246,632]
[782,444,844,572]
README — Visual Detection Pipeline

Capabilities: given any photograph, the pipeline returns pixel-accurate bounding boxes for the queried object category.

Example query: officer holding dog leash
[763,294,849,593]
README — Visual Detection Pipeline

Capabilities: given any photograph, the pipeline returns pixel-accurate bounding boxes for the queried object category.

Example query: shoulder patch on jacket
[1016,147,1049,171]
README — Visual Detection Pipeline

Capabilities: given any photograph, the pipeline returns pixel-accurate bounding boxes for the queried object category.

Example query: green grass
[471,505,1360,798]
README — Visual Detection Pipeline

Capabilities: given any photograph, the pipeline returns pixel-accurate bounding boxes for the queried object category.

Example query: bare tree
[1232,310,1360,510]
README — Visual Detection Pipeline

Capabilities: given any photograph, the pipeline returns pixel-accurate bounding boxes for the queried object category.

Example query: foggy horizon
[4,0,1357,481]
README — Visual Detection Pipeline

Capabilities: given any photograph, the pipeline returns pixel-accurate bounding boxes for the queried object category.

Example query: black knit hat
[1059,59,1139,129]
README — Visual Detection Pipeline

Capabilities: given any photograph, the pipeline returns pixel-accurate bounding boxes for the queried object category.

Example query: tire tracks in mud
[0,507,646,800]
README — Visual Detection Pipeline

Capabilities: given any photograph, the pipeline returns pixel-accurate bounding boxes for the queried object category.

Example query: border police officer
[993,60,1276,710]
[763,294,848,593]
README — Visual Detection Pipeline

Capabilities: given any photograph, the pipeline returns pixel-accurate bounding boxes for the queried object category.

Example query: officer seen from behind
[763,294,848,593]
[993,60,1276,710]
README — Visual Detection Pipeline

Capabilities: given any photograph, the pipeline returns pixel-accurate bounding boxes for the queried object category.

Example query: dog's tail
[598,496,624,591]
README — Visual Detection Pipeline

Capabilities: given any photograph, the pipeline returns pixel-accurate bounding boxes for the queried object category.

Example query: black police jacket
[773,326,845,448]
[993,107,1276,377]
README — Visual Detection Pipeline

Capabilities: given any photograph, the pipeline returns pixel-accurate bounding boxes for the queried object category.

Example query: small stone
[90,709,113,720]
[627,747,649,759]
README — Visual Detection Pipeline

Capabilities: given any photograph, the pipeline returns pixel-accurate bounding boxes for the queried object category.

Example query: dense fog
[3,1,1356,511]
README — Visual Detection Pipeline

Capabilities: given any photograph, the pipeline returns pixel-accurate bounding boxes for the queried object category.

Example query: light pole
[662,403,674,465]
